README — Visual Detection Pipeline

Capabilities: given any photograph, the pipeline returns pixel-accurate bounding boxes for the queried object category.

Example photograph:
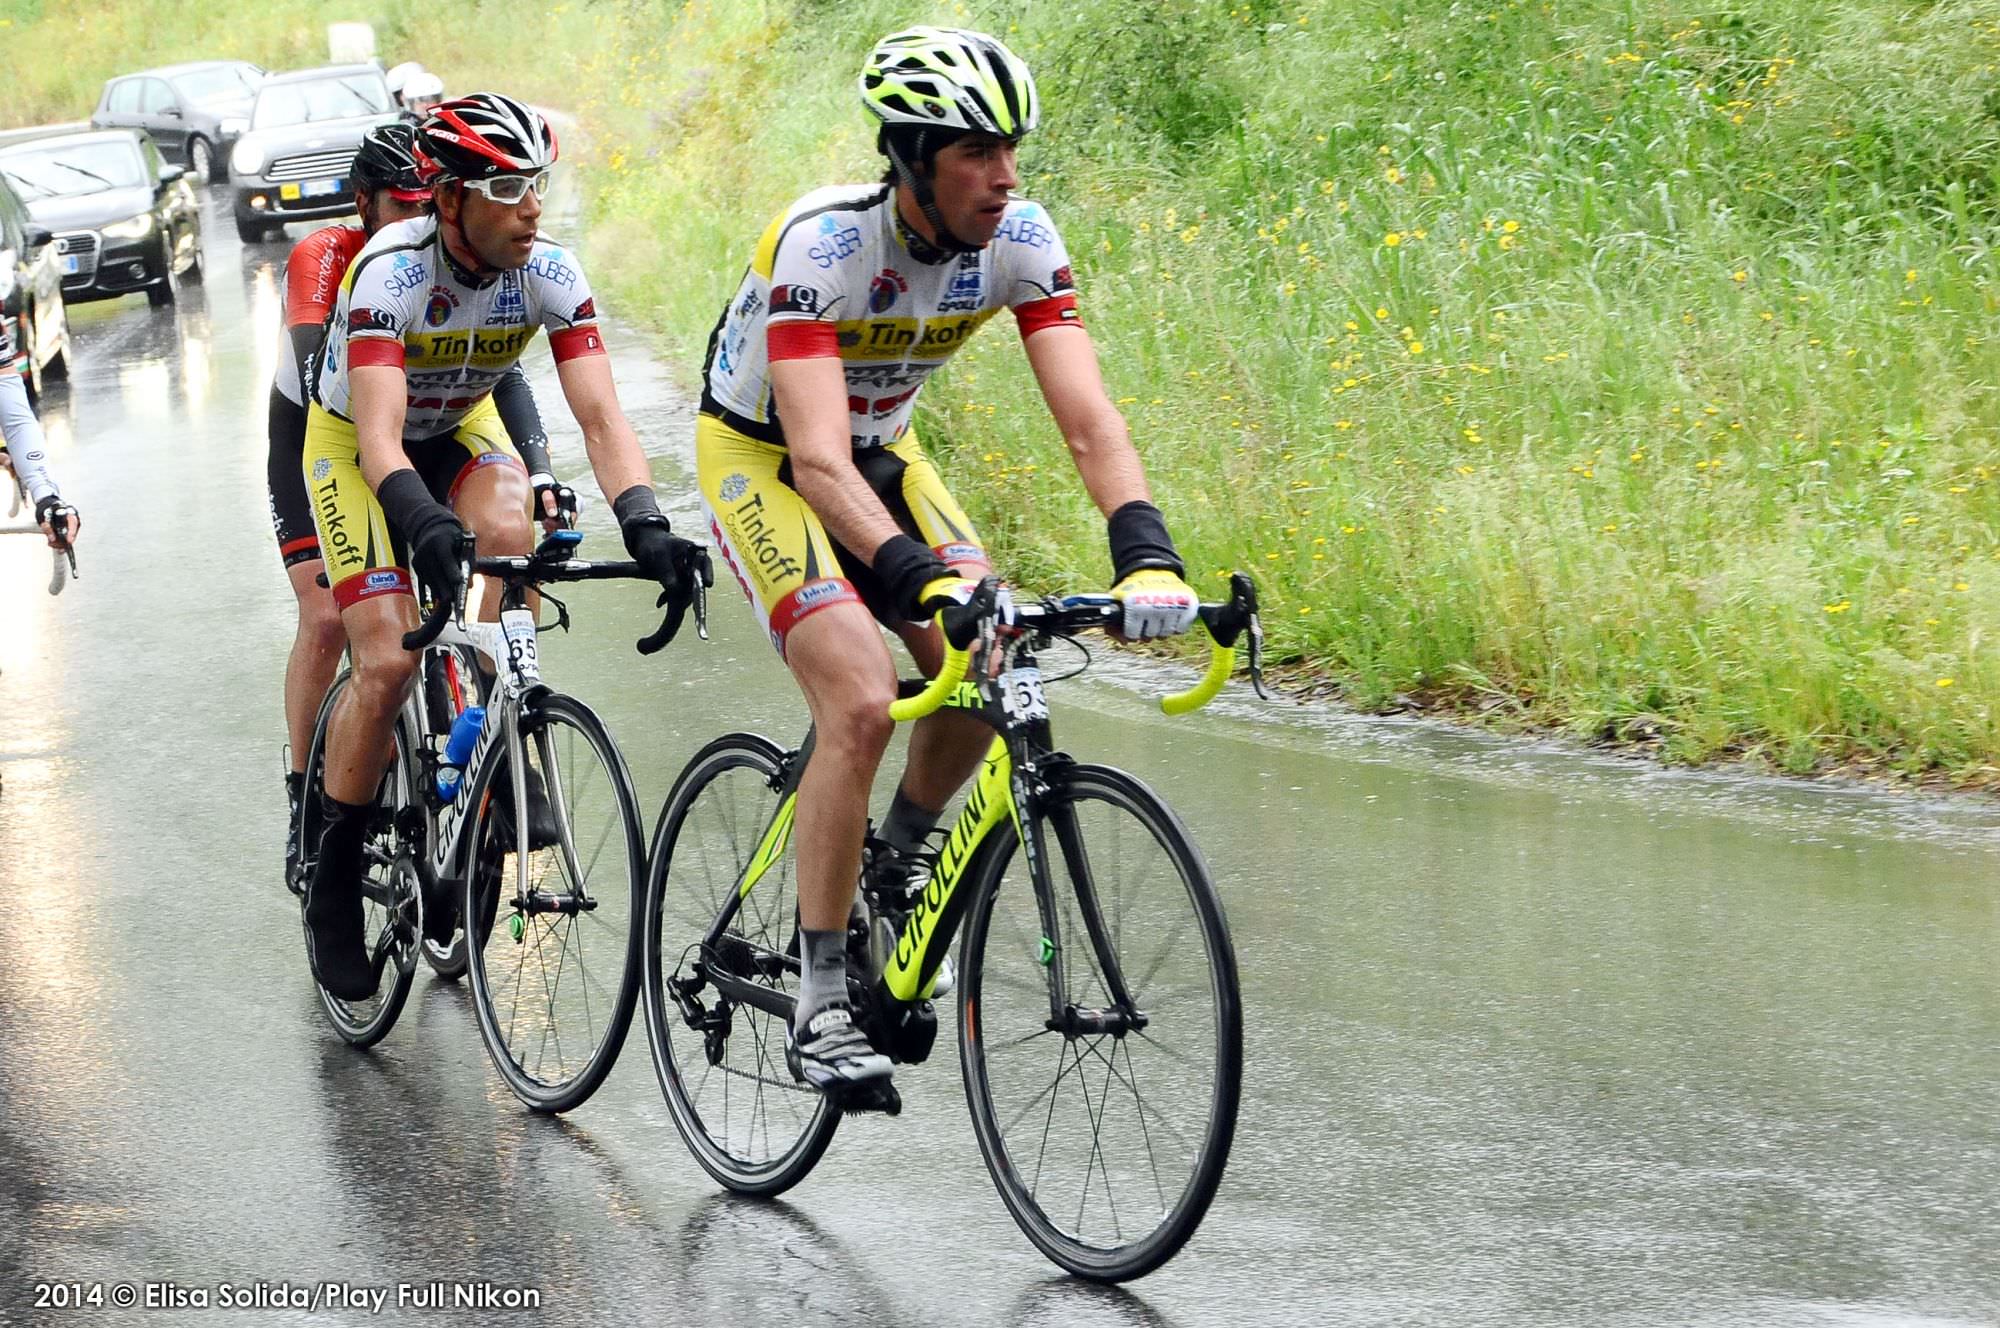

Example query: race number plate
[500,608,541,684]
[999,666,1049,723]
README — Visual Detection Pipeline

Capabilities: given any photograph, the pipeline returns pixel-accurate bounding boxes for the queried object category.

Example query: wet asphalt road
[0,185,1998,1328]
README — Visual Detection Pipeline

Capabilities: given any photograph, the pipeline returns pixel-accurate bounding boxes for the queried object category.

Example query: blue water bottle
[435,705,487,800]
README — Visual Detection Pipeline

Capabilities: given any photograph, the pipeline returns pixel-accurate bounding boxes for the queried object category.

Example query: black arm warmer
[376,468,452,541]
[1106,500,1184,582]
[872,533,953,621]
[290,324,325,404]
[493,363,551,477]
[612,484,664,528]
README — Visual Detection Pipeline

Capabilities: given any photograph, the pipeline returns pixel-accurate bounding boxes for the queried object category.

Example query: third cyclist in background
[696,27,1201,1095]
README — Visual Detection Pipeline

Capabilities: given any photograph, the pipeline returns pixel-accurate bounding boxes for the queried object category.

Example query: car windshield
[171,66,259,107]
[0,140,147,200]
[250,74,390,129]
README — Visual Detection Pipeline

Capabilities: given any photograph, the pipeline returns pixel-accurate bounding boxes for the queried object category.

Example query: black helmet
[413,92,557,181]
[351,121,429,199]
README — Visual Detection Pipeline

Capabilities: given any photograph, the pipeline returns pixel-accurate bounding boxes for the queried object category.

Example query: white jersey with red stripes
[701,184,1080,449]
[311,215,604,440]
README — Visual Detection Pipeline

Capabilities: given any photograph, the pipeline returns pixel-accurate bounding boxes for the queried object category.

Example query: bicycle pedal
[833,1079,902,1117]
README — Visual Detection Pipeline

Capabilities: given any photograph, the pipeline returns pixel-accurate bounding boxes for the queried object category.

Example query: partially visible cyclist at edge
[0,319,80,552]
[267,120,565,894]
[301,93,702,1000]
[697,27,1200,1093]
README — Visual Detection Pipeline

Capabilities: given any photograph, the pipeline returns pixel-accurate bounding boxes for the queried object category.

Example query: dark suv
[91,61,263,184]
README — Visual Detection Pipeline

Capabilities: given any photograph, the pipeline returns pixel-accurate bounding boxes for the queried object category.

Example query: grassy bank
[12,1,2000,778]
[573,0,2000,780]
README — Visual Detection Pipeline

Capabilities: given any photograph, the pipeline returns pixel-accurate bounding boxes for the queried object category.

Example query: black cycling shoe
[303,810,378,1002]
[492,760,562,851]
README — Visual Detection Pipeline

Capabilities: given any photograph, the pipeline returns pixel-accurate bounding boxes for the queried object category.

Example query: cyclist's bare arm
[1023,324,1151,515]
[553,352,652,501]
[771,356,904,557]
[350,364,416,489]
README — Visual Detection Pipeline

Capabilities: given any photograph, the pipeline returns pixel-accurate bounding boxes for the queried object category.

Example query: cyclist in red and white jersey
[298,94,701,1001]
[266,121,561,892]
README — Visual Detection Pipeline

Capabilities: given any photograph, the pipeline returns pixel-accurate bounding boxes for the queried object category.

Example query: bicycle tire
[958,762,1242,1281]
[299,671,422,1048]
[462,691,644,1112]
[641,733,839,1196]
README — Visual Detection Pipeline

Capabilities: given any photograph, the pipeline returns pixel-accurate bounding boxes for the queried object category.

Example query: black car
[0,130,203,306]
[91,60,263,184]
[0,172,70,403]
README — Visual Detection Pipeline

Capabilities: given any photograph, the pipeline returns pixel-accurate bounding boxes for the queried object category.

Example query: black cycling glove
[614,484,699,601]
[379,469,469,600]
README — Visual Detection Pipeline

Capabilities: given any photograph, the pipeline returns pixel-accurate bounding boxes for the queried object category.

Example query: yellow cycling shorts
[695,412,990,658]
[304,396,524,610]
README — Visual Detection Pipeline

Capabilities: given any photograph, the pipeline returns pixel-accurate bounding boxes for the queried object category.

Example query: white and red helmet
[414,92,558,181]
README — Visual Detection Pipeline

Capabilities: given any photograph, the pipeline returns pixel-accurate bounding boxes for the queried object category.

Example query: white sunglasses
[463,168,551,204]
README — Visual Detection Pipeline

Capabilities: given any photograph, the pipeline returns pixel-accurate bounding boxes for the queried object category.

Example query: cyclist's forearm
[1064,425,1151,517]
[791,449,904,558]
[556,354,651,501]
[0,371,56,503]
[350,366,414,491]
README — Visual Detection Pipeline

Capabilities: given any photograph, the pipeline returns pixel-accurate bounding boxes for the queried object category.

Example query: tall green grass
[578,0,2000,778]
[12,0,2000,776]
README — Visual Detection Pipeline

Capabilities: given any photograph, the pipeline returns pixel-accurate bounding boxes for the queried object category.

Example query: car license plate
[303,177,342,198]
[61,256,79,275]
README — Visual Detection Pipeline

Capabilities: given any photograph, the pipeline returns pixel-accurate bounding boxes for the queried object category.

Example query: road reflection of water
[0,182,1997,1328]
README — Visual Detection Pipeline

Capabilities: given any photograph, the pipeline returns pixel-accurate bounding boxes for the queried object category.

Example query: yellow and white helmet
[860,26,1039,140]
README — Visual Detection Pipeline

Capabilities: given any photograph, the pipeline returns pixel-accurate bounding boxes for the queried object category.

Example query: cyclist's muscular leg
[786,602,900,932]
[323,595,420,803]
[450,461,532,623]
[283,558,345,771]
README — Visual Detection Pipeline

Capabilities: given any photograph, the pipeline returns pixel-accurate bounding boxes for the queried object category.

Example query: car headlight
[101,213,155,240]
[219,117,248,138]
[231,140,266,175]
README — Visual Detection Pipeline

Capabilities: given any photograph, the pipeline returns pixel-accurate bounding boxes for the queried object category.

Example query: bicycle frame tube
[416,603,543,887]
[881,735,1015,1000]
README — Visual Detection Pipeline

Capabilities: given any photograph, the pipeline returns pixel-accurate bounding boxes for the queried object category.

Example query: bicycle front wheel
[463,693,644,1112]
[959,763,1242,1281]
[641,734,839,1196]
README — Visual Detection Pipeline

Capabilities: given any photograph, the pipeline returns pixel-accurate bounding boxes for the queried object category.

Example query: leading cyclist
[301,93,702,1000]
[697,28,1200,1091]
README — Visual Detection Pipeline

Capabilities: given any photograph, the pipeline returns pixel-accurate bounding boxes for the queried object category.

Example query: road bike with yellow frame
[640,574,1263,1282]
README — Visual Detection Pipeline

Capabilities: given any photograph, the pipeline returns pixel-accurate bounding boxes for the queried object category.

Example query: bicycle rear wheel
[641,734,838,1196]
[299,672,422,1048]
[959,763,1242,1281]
[463,692,644,1112]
